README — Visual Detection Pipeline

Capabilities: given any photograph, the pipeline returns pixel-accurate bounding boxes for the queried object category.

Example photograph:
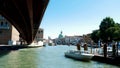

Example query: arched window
[1,22,3,26]
[5,22,8,26]
[41,31,43,33]
[38,31,41,34]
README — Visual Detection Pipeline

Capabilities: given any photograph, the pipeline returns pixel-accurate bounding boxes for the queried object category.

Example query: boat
[107,46,120,56]
[65,50,94,61]
[29,41,44,47]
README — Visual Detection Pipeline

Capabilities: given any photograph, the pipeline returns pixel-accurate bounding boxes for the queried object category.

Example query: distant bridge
[0,0,49,44]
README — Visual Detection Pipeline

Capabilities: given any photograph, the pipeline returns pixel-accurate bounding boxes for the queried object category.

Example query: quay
[0,45,41,50]
[92,55,120,66]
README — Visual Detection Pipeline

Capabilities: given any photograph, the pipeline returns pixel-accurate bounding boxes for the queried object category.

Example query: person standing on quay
[84,43,88,51]
[76,43,81,50]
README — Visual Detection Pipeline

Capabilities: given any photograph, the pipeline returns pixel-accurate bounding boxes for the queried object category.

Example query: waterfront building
[0,15,19,45]
[54,31,64,45]
[32,28,45,46]
[58,31,64,39]
[53,31,93,45]
[53,31,83,45]
[34,28,44,42]
[82,34,93,44]
[64,36,82,45]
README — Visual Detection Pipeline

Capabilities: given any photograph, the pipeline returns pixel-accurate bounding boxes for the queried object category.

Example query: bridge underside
[0,0,49,44]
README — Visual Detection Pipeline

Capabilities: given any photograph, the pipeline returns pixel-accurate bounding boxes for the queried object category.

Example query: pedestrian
[84,43,88,51]
[76,43,81,50]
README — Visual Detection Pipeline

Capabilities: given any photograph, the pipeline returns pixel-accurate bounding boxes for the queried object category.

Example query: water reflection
[0,48,39,68]
[0,50,10,57]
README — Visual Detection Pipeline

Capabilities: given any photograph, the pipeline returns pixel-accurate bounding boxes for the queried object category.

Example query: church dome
[58,31,64,39]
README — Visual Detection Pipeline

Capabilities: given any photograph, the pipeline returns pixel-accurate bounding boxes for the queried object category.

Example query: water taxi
[65,50,94,61]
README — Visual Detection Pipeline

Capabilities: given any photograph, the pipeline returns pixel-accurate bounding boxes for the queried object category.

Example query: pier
[92,55,120,66]
[0,45,42,50]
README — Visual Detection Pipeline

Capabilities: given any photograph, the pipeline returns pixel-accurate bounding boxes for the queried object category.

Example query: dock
[92,55,120,66]
[0,45,42,50]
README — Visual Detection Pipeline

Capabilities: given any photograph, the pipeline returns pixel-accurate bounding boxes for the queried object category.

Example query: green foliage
[99,17,115,42]
[91,30,100,43]
[100,17,115,31]
[114,23,120,27]
[110,27,120,41]
[106,23,120,41]
[91,17,120,43]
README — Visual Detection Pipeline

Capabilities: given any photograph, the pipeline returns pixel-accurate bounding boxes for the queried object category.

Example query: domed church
[58,31,64,39]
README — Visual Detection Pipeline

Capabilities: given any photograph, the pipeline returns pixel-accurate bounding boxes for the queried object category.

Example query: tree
[91,17,120,57]
[99,17,115,42]
[91,17,120,43]
[91,30,100,43]
[114,23,120,27]
[106,27,120,41]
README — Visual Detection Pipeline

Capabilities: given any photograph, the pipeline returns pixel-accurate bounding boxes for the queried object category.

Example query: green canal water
[0,45,119,68]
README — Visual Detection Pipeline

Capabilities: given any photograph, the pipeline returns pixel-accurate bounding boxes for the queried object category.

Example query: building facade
[34,28,44,42]
[53,31,93,45]
[0,15,19,45]
[64,36,82,45]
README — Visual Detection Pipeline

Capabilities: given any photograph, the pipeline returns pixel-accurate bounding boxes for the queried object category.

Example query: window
[38,30,43,34]
[1,22,3,26]
[38,31,41,34]
[0,21,9,29]
[41,31,43,33]
[0,30,2,34]
[5,22,8,26]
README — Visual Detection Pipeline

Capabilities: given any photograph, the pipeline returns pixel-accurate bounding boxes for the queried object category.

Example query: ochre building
[0,15,19,45]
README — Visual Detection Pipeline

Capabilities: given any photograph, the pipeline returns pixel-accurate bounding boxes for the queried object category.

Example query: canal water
[0,45,119,68]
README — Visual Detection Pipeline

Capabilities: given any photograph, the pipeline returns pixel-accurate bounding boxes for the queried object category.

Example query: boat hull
[65,50,94,61]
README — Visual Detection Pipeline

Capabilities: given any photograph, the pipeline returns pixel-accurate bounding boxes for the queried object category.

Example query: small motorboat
[65,50,94,61]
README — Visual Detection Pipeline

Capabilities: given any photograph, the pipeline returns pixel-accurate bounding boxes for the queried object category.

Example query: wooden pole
[103,43,107,58]
[112,43,116,57]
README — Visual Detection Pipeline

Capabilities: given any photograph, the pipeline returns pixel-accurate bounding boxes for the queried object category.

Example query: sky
[40,0,120,39]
